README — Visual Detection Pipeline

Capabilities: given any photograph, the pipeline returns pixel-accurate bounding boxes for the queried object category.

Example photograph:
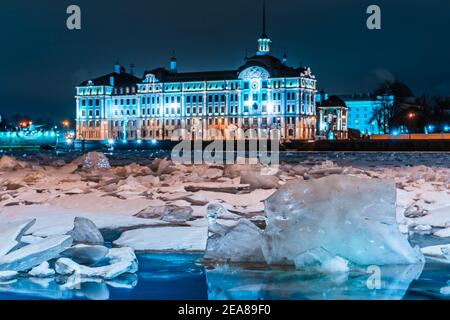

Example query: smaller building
[340,94,394,135]
[316,95,348,140]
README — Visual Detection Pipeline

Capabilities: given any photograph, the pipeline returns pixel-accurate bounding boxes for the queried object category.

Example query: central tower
[257,0,271,56]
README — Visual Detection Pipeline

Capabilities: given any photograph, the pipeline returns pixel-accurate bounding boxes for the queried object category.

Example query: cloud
[372,68,395,83]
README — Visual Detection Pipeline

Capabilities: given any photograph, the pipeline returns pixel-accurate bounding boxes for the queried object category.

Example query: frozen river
[0,252,449,300]
[0,150,448,300]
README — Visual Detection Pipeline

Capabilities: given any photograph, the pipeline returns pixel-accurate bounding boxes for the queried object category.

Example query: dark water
[1,149,450,168]
[0,253,449,300]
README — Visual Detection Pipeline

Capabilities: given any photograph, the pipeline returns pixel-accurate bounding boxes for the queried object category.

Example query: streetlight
[407,112,416,139]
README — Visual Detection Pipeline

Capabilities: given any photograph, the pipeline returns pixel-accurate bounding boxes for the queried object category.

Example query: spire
[257,0,271,55]
[261,0,268,38]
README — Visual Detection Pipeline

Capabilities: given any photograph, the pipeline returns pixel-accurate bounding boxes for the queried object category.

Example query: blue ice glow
[0,253,449,300]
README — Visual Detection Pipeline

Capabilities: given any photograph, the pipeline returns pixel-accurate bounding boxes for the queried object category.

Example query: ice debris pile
[204,175,425,271]
[0,151,447,269]
[0,216,138,292]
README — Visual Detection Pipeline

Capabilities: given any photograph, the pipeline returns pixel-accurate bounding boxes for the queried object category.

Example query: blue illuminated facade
[75,6,318,141]
[341,94,394,135]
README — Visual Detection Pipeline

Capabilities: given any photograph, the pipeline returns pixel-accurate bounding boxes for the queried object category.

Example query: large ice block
[262,175,424,267]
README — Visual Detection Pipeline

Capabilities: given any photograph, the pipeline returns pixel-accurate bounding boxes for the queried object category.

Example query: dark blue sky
[1,0,449,121]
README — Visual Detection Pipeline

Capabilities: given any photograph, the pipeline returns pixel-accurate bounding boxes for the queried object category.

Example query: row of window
[80,104,308,118]
[87,116,304,129]
[81,110,100,117]
[80,99,101,107]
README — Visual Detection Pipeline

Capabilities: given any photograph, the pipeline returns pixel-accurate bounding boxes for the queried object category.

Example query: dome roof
[320,95,348,107]
[238,54,307,78]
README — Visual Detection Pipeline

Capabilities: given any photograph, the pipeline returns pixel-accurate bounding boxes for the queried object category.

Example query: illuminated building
[341,93,394,135]
[316,95,348,140]
[75,4,317,141]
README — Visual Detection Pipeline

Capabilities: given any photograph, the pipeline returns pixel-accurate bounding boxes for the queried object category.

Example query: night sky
[1,0,450,122]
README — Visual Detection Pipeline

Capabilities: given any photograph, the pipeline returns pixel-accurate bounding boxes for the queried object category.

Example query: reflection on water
[0,253,449,300]
[206,263,424,300]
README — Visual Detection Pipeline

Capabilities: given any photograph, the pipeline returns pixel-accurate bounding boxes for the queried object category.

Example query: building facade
[75,9,317,142]
[316,95,348,140]
[341,94,394,135]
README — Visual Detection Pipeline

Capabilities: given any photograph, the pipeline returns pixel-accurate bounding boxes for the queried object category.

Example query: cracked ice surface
[0,152,448,257]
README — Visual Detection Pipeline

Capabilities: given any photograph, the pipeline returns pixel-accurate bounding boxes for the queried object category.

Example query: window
[88,110,93,117]
[95,100,100,106]
[95,110,100,117]
[88,100,93,107]
[81,110,86,117]
[244,94,249,101]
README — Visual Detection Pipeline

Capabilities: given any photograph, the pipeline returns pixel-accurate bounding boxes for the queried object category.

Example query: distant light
[152,139,157,144]
[444,125,449,132]
[391,131,399,136]
[137,139,142,144]
[108,139,114,145]
[122,140,127,144]
[66,139,73,144]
